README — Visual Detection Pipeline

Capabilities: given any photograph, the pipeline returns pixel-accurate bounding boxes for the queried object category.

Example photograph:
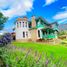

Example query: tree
[0,12,8,30]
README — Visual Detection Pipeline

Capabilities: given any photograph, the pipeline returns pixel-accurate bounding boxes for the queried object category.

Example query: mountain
[59,23,67,31]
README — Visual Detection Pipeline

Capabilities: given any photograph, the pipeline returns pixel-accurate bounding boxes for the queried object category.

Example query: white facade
[15,19,31,40]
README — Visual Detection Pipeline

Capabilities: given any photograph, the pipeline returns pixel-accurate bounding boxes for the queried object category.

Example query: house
[15,16,58,41]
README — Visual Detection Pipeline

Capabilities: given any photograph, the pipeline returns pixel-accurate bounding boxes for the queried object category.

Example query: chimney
[30,16,37,41]
[31,16,36,28]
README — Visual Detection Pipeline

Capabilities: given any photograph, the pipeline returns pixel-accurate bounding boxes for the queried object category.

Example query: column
[40,30,42,39]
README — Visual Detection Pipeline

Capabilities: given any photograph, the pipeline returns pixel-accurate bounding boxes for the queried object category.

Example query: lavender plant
[0,33,13,47]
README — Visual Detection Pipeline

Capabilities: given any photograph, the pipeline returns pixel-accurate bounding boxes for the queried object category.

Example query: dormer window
[38,22,40,25]
[38,20,41,26]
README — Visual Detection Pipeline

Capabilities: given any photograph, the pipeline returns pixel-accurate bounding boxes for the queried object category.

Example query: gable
[35,17,48,29]
[35,17,48,25]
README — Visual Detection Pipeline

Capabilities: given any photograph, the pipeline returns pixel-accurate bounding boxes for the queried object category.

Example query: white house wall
[16,20,31,40]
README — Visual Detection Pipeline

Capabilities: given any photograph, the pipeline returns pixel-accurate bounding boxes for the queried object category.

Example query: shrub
[0,33,13,47]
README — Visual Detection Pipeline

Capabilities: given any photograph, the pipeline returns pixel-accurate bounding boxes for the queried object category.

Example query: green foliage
[0,12,8,30]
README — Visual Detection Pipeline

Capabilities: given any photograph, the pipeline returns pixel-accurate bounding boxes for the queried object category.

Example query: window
[38,30,40,37]
[26,22,27,27]
[20,22,21,27]
[23,32,25,38]
[23,22,24,27]
[17,22,19,28]
[26,31,28,37]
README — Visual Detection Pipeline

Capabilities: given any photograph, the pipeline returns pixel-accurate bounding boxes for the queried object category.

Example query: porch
[37,28,57,39]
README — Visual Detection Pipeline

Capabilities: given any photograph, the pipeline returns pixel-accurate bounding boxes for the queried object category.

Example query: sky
[0,0,67,32]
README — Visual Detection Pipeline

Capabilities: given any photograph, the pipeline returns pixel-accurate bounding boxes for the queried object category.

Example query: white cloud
[53,6,67,20]
[43,0,57,6]
[53,11,67,20]
[53,6,67,24]
[0,0,34,17]
[58,19,67,24]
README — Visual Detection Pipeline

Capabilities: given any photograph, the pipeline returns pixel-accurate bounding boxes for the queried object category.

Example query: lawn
[0,41,67,67]
[13,41,67,58]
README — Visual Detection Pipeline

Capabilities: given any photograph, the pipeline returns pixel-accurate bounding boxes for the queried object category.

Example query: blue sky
[0,0,67,32]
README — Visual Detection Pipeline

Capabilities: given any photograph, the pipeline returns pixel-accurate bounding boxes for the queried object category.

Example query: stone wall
[30,29,38,41]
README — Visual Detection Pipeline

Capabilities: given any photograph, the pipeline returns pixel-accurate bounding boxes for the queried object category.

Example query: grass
[13,42,67,66]
[0,41,67,67]
[13,42,67,58]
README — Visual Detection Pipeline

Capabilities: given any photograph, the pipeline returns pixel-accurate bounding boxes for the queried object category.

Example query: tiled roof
[17,17,28,21]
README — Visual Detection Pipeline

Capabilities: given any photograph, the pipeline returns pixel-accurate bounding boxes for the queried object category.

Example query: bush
[0,33,13,47]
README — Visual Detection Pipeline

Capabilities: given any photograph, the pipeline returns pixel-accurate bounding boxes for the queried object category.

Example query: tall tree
[0,12,8,30]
